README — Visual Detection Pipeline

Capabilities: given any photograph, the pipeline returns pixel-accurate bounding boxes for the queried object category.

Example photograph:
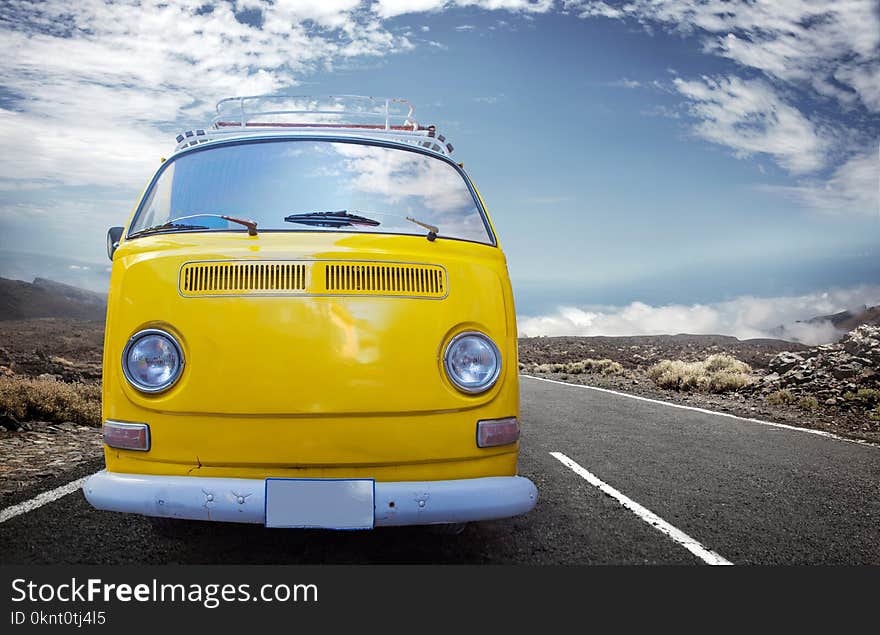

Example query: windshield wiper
[284,210,439,241]
[284,210,381,228]
[129,222,210,237]
[404,216,439,242]
[130,213,258,238]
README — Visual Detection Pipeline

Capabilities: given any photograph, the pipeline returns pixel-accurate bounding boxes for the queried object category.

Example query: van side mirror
[107,227,124,260]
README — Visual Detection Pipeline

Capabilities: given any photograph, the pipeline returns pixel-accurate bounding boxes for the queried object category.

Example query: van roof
[173,95,455,157]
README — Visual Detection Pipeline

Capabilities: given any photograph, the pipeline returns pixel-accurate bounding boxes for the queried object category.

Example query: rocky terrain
[0,421,103,497]
[0,317,104,382]
[518,333,809,370]
[0,318,104,499]
[752,325,879,414]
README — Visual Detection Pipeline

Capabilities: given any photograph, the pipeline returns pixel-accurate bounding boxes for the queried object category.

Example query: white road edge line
[524,375,876,448]
[550,451,733,566]
[0,474,95,524]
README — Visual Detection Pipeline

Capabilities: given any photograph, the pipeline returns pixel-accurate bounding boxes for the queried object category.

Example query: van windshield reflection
[129,139,493,245]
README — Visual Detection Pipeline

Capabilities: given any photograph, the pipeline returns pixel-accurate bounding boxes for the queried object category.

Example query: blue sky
[0,1,878,342]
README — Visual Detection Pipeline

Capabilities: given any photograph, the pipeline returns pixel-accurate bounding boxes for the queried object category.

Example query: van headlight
[443,331,501,394]
[122,329,184,393]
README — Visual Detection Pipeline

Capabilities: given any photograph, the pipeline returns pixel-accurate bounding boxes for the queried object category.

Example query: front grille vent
[321,263,446,298]
[180,260,447,299]
[180,261,307,296]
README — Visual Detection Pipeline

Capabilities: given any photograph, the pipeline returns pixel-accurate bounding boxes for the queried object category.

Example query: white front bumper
[83,471,538,527]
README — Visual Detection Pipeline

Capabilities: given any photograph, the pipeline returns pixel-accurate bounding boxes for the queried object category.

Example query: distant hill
[801,304,880,331]
[0,250,110,294]
[0,277,107,321]
[768,304,880,344]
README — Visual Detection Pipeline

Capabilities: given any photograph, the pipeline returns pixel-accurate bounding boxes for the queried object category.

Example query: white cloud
[0,0,413,190]
[518,285,880,345]
[373,0,451,19]
[673,75,831,174]
[760,147,880,216]
[266,0,362,30]
[564,1,622,19]
[373,1,554,20]
[332,142,477,216]
[833,62,880,112]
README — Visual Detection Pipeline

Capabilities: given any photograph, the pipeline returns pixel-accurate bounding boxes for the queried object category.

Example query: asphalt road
[1,376,878,564]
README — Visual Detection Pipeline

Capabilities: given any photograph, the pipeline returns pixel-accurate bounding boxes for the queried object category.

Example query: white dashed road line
[550,451,733,566]
[525,375,875,448]
[0,474,95,524]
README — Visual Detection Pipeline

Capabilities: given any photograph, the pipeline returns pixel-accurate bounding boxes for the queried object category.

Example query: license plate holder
[264,478,375,529]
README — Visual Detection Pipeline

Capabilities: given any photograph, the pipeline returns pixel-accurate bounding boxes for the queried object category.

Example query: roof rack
[173,95,455,156]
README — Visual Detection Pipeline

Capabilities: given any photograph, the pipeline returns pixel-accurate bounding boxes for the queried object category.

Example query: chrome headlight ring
[443,331,502,394]
[121,328,185,394]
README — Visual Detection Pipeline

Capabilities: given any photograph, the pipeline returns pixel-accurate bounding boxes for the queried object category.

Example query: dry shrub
[587,359,624,375]
[647,360,708,391]
[0,376,101,426]
[648,355,753,393]
[843,389,880,422]
[704,353,751,374]
[707,370,752,393]
[565,361,588,374]
[603,362,624,375]
[532,359,623,376]
[766,389,796,406]
[843,388,880,406]
[533,363,566,374]
[797,395,819,411]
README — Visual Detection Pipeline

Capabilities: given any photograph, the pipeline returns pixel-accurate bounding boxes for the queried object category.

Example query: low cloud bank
[517,286,880,345]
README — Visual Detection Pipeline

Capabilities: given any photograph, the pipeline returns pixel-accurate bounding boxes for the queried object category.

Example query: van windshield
[129,139,494,245]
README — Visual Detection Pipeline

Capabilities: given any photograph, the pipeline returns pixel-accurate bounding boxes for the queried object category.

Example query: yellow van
[84,96,537,529]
